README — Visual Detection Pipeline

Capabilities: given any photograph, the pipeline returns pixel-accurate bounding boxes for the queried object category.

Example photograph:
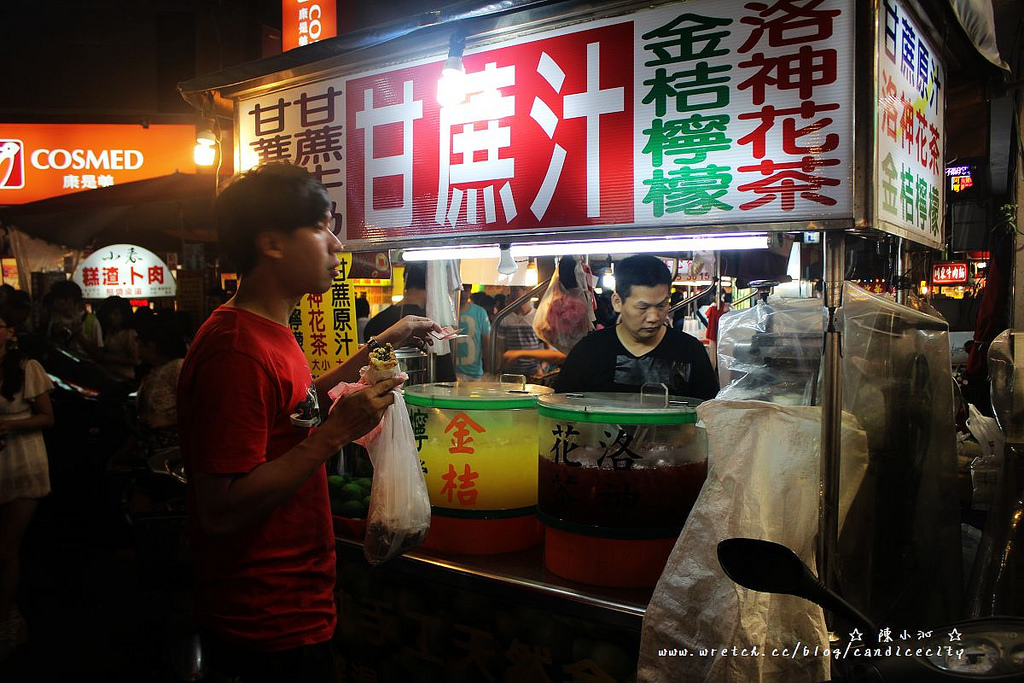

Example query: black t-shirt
[362,303,455,382]
[554,325,719,399]
[363,303,426,342]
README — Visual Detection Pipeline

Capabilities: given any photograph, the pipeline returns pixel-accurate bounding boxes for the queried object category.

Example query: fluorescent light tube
[402,233,769,261]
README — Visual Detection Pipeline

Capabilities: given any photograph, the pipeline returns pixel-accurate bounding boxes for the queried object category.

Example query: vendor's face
[613,284,671,342]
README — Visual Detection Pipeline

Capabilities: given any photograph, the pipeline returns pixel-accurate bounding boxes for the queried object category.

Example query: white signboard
[237,0,856,248]
[874,0,945,249]
[72,244,176,299]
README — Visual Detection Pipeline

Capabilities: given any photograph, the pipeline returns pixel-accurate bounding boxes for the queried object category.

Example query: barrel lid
[537,392,701,424]
[404,381,553,409]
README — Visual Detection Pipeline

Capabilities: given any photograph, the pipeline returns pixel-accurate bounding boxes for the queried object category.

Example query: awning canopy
[0,172,219,251]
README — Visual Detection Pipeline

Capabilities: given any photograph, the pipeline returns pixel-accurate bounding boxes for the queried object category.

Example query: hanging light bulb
[525,259,538,286]
[193,128,217,167]
[437,29,467,107]
[497,244,517,276]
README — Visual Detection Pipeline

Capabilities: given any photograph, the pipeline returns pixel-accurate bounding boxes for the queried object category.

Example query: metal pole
[894,236,906,305]
[818,232,845,600]
[487,277,552,377]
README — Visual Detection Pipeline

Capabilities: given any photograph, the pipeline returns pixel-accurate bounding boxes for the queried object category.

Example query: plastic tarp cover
[638,400,868,683]
[716,296,825,405]
[837,283,962,627]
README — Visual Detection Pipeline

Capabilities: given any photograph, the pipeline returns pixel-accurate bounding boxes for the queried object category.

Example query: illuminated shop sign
[0,124,197,204]
[282,0,336,50]
[238,0,855,249]
[945,164,974,193]
[931,261,968,285]
[874,0,946,249]
[72,244,177,299]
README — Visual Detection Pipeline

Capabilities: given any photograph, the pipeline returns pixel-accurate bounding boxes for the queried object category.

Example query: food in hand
[364,342,399,383]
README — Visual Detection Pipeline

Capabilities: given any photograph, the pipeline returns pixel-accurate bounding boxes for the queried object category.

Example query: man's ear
[255,231,286,261]
[611,291,623,313]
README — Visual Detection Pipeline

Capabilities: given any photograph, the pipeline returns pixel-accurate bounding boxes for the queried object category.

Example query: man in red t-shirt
[178,163,440,682]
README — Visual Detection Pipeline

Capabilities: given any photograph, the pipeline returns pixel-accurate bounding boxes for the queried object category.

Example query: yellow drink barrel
[404,381,553,554]
[537,392,708,587]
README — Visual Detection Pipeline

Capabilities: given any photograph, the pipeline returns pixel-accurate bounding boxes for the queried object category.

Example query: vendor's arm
[313,314,441,403]
[192,374,405,539]
[502,348,566,364]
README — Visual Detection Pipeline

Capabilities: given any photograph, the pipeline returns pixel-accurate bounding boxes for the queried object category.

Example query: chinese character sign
[282,0,336,51]
[291,252,357,378]
[633,0,854,223]
[875,0,944,249]
[344,0,854,244]
[346,22,634,241]
[239,0,858,248]
[931,261,967,285]
[238,79,346,197]
[72,244,176,299]
[411,406,539,512]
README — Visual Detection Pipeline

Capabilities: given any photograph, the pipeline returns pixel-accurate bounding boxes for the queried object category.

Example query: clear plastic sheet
[715,296,825,405]
[838,282,962,627]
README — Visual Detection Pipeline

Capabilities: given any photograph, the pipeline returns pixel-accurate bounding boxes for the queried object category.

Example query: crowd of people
[0,280,191,662]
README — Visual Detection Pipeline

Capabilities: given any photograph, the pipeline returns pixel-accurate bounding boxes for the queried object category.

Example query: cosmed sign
[72,245,176,299]
[874,0,945,249]
[0,124,197,204]
[236,0,856,249]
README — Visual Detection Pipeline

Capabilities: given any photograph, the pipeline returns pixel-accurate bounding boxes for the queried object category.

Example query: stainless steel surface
[395,348,432,385]
[487,277,552,376]
[817,232,845,606]
[335,537,649,626]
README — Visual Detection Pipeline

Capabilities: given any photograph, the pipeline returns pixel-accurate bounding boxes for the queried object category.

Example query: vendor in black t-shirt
[363,262,455,381]
[554,254,718,399]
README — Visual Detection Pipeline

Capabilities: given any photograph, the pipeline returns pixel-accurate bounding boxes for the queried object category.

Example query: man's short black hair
[404,263,426,291]
[614,254,672,299]
[216,163,332,276]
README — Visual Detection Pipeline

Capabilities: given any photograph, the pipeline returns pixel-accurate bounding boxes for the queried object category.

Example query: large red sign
[0,124,197,204]
[346,22,634,242]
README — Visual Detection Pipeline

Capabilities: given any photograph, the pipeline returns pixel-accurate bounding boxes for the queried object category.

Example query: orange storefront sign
[282,0,336,50]
[0,123,197,204]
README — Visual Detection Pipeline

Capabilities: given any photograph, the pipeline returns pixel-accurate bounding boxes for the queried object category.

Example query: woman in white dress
[0,309,54,661]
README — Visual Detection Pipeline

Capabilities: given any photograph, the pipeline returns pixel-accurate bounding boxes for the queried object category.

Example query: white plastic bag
[362,391,431,565]
[638,400,868,683]
[967,403,1004,511]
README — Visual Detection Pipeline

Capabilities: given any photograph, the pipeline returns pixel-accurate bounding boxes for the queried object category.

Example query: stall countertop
[335,536,652,628]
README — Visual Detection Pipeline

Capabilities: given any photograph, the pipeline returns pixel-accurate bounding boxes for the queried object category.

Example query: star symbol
[849,628,863,642]
[948,628,962,642]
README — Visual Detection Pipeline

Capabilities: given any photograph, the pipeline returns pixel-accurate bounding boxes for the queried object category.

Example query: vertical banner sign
[875,0,945,249]
[282,0,337,51]
[238,1,863,248]
[291,253,357,378]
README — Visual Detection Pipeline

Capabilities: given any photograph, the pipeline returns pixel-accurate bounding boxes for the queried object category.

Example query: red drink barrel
[537,392,708,587]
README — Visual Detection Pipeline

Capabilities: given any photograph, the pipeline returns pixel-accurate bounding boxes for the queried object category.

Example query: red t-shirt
[178,306,336,651]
